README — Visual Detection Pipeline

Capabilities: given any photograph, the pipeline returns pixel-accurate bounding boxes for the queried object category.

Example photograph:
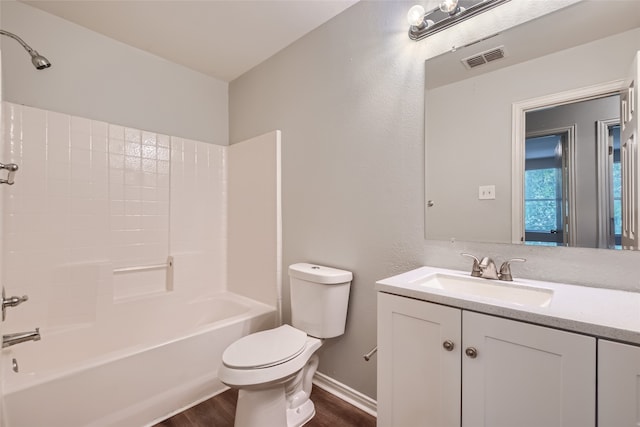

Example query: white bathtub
[1,292,277,427]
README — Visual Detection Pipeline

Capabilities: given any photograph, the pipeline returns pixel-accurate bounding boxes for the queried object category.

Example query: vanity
[376,265,640,427]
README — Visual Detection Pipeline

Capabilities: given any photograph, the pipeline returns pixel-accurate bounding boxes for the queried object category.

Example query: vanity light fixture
[408,0,510,41]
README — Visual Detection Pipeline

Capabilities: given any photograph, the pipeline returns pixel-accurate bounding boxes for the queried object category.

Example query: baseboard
[312,372,377,418]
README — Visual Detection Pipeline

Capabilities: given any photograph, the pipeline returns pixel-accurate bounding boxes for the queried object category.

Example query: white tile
[124,185,141,202]
[157,160,170,175]
[142,131,156,146]
[109,153,125,170]
[124,127,141,144]
[142,172,157,188]
[108,138,125,155]
[71,130,91,150]
[47,110,70,150]
[110,200,125,216]
[90,120,108,152]
[142,158,156,173]
[124,155,141,172]
[142,144,157,160]
[157,146,170,161]
[71,161,92,182]
[71,115,91,135]
[125,141,141,158]
[124,170,142,186]
[108,124,124,140]
[21,105,46,146]
[158,134,170,148]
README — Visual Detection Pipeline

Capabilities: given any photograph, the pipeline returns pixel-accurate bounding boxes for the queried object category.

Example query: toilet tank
[289,263,352,339]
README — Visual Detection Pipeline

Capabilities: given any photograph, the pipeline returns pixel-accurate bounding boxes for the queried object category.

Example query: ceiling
[22,0,359,82]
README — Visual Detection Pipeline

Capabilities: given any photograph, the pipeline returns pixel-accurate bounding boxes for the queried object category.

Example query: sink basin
[414,273,554,307]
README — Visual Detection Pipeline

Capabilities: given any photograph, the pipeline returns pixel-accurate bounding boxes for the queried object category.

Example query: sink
[413,273,554,307]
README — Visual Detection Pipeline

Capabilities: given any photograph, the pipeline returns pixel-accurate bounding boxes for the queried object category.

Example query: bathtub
[1,292,277,427]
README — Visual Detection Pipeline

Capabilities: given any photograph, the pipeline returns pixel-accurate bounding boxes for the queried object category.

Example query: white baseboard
[312,372,377,418]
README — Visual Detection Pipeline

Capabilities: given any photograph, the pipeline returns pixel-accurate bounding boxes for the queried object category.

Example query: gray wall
[230,0,640,401]
[1,1,228,145]
[230,0,426,399]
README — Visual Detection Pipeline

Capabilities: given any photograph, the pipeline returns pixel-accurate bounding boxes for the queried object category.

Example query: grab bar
[113,256,174,291]
[0,162,19,185]
[363,345,377,361]
[113,256,173,274]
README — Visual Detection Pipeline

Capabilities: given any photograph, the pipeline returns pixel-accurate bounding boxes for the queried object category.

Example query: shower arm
[0,29,51,69]
[0,29,37,55]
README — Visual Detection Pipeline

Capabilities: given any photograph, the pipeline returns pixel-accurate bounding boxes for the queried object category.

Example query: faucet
[499,258,526,281]
[3,328,40,348]
[461,254,526,281]
[478,257,499,280]
[461,253,482,277]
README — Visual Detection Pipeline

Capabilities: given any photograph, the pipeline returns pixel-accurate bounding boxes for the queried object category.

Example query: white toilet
[218,263,352,427]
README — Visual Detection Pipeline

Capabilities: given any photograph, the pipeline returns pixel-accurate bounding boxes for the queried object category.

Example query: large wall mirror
[425,0,640,250]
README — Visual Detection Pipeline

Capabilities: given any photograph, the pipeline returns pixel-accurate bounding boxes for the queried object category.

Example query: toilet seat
[222,325,308,369]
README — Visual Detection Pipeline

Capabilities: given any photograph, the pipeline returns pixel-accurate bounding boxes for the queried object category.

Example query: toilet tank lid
[289,263,353,284]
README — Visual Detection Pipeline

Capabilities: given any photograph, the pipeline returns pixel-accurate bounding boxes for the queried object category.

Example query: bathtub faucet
[3,328,40,348]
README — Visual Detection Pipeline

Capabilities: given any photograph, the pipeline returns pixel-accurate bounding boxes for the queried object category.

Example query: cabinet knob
[465,347,478,358]
[442,340,455,351]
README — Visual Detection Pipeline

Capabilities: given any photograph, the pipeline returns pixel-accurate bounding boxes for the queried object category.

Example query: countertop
[376,266,640,346]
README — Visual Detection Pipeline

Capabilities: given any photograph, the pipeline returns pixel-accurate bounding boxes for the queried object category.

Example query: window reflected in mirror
[524,133,566,246]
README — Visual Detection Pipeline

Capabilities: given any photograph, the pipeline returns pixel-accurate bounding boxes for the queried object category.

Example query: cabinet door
[462,311,595,427]
[599,339,640,426]
[377,293,461,427]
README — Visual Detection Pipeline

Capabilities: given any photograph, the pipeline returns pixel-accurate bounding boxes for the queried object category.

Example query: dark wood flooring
[154,385,376,427]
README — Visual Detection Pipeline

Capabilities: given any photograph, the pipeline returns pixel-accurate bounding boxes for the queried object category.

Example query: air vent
[462,46,506,69]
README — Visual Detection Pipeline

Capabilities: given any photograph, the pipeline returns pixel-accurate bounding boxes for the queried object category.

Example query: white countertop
[376,266,640,345]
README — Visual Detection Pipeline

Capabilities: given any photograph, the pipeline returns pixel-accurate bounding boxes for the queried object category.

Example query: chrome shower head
[0,29,52,70]
[30,51,51,70]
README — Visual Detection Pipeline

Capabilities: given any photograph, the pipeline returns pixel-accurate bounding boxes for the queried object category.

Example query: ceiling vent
[462,46,506,69]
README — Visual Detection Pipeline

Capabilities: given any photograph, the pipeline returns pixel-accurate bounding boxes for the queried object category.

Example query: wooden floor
[154,385,376,427]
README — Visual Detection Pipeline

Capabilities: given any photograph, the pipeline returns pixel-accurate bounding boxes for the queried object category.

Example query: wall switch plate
[479,185,496,200]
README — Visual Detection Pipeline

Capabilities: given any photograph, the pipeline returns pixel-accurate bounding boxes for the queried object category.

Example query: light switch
[479,185,496,200]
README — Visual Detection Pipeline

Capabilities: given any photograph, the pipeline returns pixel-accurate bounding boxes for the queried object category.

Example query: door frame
[511,79,625,245]
[596,118,621,249]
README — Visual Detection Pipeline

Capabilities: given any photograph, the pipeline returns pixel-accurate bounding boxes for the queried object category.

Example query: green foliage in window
[525,168,561,232]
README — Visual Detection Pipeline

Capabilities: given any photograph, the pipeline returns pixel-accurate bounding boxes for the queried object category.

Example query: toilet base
[286,399,315,427]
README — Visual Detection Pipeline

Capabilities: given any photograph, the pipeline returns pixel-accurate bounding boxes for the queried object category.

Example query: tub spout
[3,328,40,348]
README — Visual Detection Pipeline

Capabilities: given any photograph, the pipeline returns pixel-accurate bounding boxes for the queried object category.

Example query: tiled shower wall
[1,102,226,331]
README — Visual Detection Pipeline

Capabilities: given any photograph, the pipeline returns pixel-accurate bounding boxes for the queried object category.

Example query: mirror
[424,0,640,249]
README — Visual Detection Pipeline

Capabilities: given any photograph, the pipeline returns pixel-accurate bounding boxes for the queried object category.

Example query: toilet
[218,263,352,427]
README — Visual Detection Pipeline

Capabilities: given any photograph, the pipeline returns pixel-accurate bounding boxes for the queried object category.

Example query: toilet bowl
[218,263,352,427]
[218,325,323,427]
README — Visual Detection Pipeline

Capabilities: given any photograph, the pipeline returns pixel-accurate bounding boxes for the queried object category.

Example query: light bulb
[439,0,459,13]
[407,4,426,27]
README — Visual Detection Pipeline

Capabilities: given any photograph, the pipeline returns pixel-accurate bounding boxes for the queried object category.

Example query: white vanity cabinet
[377,292,596,427]
[377,291,462,427]
[462,310,595,427]
[598,340,640,426]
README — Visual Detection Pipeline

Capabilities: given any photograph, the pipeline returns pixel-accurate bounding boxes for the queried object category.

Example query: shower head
[29,52,51,70]
[0,29,51,70]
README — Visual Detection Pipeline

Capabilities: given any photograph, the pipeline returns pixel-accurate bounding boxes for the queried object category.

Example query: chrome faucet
[478,257,499,280]
[3,328,40,348]
[499,258,526,281]
[461,253,526,281]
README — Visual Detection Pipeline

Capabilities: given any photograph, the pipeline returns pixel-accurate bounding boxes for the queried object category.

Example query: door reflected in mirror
[523,94,620,249]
